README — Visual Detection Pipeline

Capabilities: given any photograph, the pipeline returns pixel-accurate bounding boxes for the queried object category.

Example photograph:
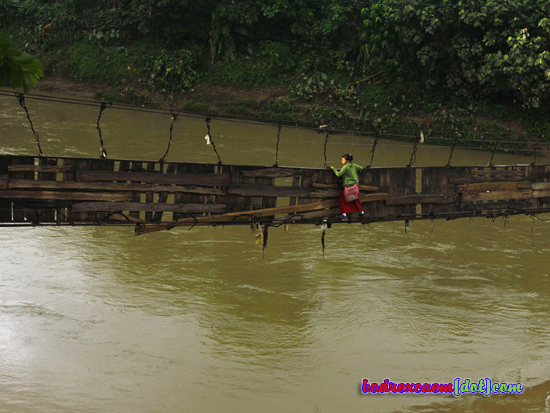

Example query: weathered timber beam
[461,189,533,203]
[312,183,379,191]
[533,190,550,198]
[532,183,550,191]
[457,182,518,192]
[109,213,148,223]
[310,190,341,198]
[8,165,72,173]
[76,171,230,186]
[241,168,307,178]
[72,202,226,213]
[0,190,132,201]
[462,200,532,211]
[0,176,7,191]
[227,183,311,197]
[450,176,536,184]
[135,193,388,235]
[386,194,458,205]
[470,169,525,176]
[8,179,226,195]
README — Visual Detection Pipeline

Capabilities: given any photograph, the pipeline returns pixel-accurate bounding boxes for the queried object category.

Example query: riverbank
[24,40,549,158]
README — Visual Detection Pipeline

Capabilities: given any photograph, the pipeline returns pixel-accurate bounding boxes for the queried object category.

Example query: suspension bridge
[1,91,549,240]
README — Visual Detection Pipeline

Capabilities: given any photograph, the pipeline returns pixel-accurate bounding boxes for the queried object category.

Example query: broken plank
[227,183,311,197]
[72,202,226,213]
[461,189,533,203]
[8,165,73,173]
[135,193,389,235]
[386,194,457,205]
[76,171,230,186]
[0,190,133,202]
[457,182,518,192]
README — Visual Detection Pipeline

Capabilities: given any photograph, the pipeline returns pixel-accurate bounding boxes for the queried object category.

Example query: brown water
[1,93,550,413]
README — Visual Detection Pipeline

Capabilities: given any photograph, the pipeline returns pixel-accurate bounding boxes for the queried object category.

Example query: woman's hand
[330,166,334,169]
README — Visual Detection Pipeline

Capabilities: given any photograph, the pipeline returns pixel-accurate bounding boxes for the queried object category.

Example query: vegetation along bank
[3,0,550,155]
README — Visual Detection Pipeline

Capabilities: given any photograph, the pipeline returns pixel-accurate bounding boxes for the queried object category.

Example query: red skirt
[339,191,363,213]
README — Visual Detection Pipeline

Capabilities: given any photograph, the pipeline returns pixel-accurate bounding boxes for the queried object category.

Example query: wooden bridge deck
[0,154,549,234]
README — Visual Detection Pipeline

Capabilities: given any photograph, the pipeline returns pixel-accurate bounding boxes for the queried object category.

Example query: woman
[330,153,364,219]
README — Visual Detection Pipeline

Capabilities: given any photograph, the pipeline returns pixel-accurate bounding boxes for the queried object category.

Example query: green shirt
[333,162,363,187]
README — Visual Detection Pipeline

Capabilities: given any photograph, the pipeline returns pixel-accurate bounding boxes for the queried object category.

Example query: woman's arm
[333,163,349,177]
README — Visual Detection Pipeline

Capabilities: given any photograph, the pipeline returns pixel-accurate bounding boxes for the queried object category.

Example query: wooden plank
[0,156,10,222]
[145,162,156,221]
[457,182,518,192]
[139,193,388,230]
[7,179,226,194]
[72,202,226,214]
[37,157,57,222]
[289,176,300,206]
[11,156,35,222]
[386,194,457,205]
[76,171,230,186]
[153,163,177,222]
[241,168,306,178]
[128,161,143,219]
[450,175,535,184]
[533,190,550,198]
[462,200,532,211]
[461,189,533,203]
[0,176,7,191]
[109,213,148,224]
[312,183,378,191]
[532,182,550,191]
[471,169,525,176]
[8,165,72,173]
[227,183,311,197]
[0,190,133,201]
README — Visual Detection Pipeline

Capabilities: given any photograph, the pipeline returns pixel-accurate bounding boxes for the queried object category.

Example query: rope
[205,117,222,165]
[323,128,330,167]
[446,133,460,167]
[159,112,179,163]
[488,142,498,167]
[96,101,112,158]
[15,93,43,156]
[407,133,420,167]
[367,128,380,168]
[274,124,282,167]
[532,143,539,165]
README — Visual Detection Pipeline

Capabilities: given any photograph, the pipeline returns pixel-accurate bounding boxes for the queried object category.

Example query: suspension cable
[15,93,43,156]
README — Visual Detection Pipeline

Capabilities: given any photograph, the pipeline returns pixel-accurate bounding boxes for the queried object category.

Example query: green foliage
[151,47,202,94]
[363,0,550,107]
[0,33,43,92]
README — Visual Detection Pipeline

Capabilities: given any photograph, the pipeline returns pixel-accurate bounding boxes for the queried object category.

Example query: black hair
[342,154,353,162]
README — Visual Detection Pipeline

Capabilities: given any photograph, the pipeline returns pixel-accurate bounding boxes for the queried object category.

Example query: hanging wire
[488,141,498,167]
[274,124,282,167]
[446,132,460,167]
[323,128,330,167]
[532,142,539,165]
[205,117,222,165]
[407,132,420,167]
[159,112,179,163]
[96,101,112,158]
[367,128,380,168]
[15,93,43,156]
